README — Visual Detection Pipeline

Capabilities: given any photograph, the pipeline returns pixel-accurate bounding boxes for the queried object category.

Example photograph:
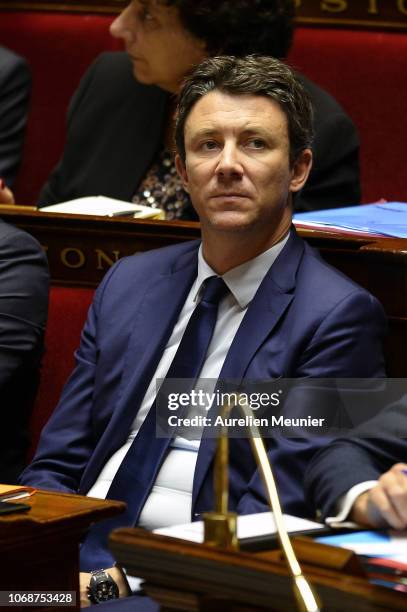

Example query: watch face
[89,572,119,603]
[96,580,119,601]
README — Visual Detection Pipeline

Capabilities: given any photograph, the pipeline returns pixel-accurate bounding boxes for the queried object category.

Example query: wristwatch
[87,569,119,604]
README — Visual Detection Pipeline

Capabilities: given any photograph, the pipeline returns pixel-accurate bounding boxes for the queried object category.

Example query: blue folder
[294,202,407,238]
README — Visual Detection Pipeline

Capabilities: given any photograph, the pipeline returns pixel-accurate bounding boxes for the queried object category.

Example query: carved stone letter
[61,248,86,269]
[368,0,379,14]
[95,249,121,271]
[398,0,407,15]
[321,0,347,12]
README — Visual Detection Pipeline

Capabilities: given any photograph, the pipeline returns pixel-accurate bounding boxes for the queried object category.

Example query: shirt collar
[194,233,290,309]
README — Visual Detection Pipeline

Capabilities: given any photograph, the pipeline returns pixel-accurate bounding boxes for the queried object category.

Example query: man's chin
[205,211,257,232]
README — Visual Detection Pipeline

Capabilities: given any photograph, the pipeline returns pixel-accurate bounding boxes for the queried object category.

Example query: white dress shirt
[326,481,378,525]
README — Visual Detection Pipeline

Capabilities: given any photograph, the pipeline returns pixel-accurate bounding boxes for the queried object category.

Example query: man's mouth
[211,192,250,199]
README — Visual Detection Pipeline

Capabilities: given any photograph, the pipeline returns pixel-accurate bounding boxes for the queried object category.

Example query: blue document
[294,202,407,238]
[317,530,407,592]
[317,529,407,561]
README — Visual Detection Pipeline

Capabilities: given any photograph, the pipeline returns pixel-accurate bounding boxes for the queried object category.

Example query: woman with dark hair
[166,0,295,59]
[0,1,360,217]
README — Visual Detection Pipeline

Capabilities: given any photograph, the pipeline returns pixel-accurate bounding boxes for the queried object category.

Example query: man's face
[176,91,312,244]
[110,0,206,93]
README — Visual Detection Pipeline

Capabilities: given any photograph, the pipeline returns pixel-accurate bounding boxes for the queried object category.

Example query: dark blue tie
[80,276,228,571]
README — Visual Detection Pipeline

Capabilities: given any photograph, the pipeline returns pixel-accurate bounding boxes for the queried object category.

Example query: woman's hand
[0,179,15,204]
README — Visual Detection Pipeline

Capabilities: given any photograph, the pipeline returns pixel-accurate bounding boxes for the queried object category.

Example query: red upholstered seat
[0,12,406,203]
[288,27,407,203]
[0,11,120,204]
[29,286,95,457]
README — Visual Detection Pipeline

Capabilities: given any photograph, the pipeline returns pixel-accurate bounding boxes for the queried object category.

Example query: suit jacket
[0,47,31,187]
[0,220,49,483]
[38,52,360,213]
[21,228,385,522]
[305,399,407,519]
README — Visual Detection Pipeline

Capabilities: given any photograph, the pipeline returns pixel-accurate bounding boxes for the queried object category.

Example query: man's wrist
[87,569,119,604]
[349,490,371,526]
[326,480,378,525]
[110,565,131,597]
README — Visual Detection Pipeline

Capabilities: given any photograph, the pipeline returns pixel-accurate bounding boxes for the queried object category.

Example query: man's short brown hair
[175,55,314,165]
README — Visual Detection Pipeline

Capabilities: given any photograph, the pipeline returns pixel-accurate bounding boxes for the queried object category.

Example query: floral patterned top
[132,148,194,220]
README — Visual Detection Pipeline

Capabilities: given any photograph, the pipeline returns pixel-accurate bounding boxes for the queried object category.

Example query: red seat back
[0,11,120,204]
[29,285,95,456]
[1,11,406,204]
[288,28,407,203]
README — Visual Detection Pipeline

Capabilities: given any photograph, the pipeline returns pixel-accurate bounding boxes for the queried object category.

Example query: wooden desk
[1,206,406,375]
[110,527,407,611]
[0,206,201,287]
[0,490,125,610]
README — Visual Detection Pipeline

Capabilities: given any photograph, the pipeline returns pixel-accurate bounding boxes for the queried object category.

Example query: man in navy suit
[0,219,49,484]
[20,56,385,606]
[305,399,407,530]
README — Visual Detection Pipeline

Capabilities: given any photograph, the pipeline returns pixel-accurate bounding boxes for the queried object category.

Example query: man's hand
[80,566,130,607]
[0,179,14,204]
[79,573,92,608]
[350,463,407,530]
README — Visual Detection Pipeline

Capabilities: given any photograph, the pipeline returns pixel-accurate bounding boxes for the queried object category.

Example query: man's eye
[201,141,218,151]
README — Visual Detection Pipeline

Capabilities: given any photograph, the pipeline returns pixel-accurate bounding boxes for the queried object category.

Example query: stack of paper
[154,511,324,544]
[317,530,407,592]
[40,196,166,220]
[0,484,33,501]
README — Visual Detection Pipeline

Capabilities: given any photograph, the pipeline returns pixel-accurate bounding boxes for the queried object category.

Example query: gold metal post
[203,399,239,550]
[203,395,321,612]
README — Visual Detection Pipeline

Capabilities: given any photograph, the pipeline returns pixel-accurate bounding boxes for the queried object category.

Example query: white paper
[0,491,30,501]
[40,196,165,219]
[154,511,324,543]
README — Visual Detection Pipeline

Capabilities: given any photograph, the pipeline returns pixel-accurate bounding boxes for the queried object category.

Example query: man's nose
[215,144,243,179]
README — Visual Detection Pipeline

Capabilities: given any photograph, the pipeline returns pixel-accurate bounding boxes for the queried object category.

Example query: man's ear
[289,148,313,193]
[175,153,189,192]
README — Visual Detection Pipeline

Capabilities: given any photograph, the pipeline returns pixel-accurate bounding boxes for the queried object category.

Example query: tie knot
[201,276,228,306]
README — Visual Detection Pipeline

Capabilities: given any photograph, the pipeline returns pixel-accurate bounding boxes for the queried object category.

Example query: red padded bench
[0,11,406,204]
[29,286,94,457]
[287,28,407,204]
[0,11,119,204]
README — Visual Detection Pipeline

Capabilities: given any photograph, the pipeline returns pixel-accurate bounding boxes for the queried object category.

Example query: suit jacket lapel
[192,229,305,506]
[80,243,199,490]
